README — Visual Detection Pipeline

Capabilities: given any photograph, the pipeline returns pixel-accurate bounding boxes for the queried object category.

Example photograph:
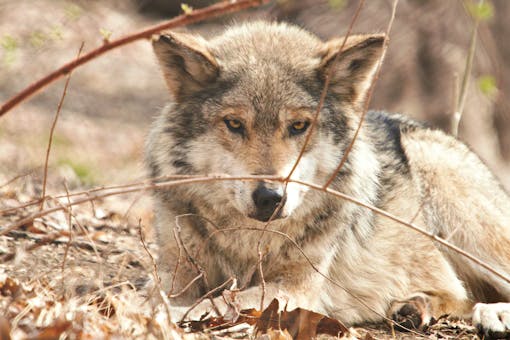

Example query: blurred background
[1,0,509,191]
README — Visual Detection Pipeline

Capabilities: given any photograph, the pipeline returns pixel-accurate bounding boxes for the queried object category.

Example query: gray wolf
[145,21,510,337]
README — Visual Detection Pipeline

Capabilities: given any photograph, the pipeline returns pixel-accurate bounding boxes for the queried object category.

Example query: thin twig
[0,174,196,216]
[251,0,367,312]
[173,220,219,315]
[138,217,178,324]
[122,191,144,221]
[454,0,484,135]
[323,0,399,189]
[4,174,510,285]
[179,277,234,322]
[1,175,240,235]
[168,273,204,299]
[40,43,84,211]
[257,248,266,311]
[0,167,41,189]
[284,0,366,183]
[0,0,269,117]
[292,177,510,285]
[168,214,216,297]
[451,72,461,136]
[60,181,74,297]
[139,219,161,286]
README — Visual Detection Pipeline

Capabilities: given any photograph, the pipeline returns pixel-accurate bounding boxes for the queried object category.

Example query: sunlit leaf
[466,1,494,21]
[100,28,113,42]
[1,35,18,66]
[329,0,347,9]
[1,35,17,51]
[64,2,83,20]
[29,31,47,48]
[478,75,498,97]
[181,3,193,15]
[50,25,64,41]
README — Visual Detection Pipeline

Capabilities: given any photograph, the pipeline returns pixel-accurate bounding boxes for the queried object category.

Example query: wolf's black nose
[252,184,285,222]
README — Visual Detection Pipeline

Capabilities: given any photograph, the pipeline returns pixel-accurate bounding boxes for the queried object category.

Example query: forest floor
[0,180,483,339]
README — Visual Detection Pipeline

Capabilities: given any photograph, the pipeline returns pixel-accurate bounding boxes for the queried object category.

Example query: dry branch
[180,277,234,322]
[322,0,399,189]
[284,0,366,182]
[3,173,510,286]
[0,0,269,117]
[451,0,484,136]
[40,43,84,211]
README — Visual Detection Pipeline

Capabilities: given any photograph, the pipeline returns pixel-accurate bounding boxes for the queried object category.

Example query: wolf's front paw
[473,303,510,339]
[389,294,432,331]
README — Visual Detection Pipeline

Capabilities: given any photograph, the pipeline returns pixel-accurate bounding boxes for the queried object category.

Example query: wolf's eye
[224,118,244,134]
[289,121,310,136]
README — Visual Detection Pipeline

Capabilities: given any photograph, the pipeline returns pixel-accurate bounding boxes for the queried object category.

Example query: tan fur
[146,21,510,335]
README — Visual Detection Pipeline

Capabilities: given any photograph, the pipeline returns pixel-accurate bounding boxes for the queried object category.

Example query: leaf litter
[0,180,484,339]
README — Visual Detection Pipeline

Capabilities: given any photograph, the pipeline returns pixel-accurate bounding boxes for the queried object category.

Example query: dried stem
[48,196,105,284]
[322,0,399,189]
[60,181,74,297]
[257,248,266,311]
[454,0,484,135]
[173,221,219,315]
[451,72,461,136]
[40,43,84,211]
[0,0,268,117]
[139,219,161,287]
[180,277,234,322]
[168,273,204,299]
[250,0,367,312]
[0,167,40,189]
[0,175,197,217]
[284,0,366,182]
[5,173,508,285]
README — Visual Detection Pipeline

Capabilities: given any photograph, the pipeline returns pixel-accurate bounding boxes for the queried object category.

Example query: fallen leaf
[26,319,71,340]
[0,276,20,297]
[181,298,348,339]
[0,317,11,340]
[255,299,348,340]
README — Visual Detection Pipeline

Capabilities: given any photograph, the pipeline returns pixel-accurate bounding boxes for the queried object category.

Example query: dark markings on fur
[167,79,236,142]
[366,111,418,193]
[293,200,338,249]
[348,59,364,72]
[158,79,236,174]
[350,209,373,246]
[172,159,192,171]
[296,78,351,146]
[183,203,210,239]
[148,157,162,179]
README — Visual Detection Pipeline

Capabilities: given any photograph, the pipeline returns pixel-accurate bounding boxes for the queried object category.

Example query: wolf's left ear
[152,31,219,102]
[318,34,385,107]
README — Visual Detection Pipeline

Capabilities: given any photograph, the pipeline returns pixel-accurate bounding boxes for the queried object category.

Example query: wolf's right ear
[152,32,219,101]
[318,34,385,108]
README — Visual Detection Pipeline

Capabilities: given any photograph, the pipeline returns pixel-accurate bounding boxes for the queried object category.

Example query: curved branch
[0,0,269,117]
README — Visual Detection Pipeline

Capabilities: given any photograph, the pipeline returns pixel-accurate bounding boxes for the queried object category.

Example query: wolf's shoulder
[366,111,425,135]
[365,111,426,163]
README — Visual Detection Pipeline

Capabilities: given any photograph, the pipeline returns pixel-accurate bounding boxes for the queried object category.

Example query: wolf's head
[149,22,383,222]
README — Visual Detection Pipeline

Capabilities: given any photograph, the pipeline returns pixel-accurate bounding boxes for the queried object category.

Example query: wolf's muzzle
[251,183,286,222]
